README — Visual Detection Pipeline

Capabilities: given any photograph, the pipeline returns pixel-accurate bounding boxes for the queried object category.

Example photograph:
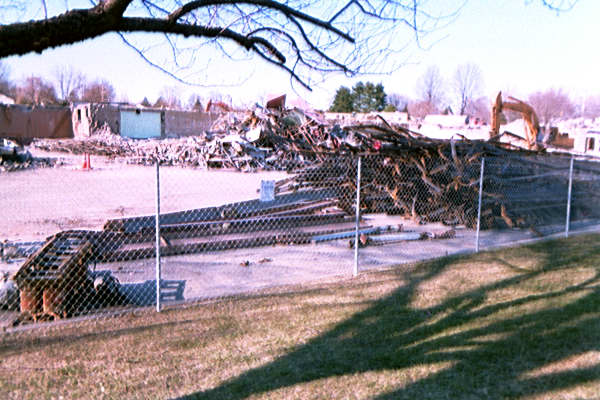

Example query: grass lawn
[1,233,600,399]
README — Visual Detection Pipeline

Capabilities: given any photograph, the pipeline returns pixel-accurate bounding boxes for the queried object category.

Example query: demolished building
[71,102,224,139]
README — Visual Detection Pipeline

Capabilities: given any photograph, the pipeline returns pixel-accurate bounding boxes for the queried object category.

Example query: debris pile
[29,109,373,171]
[7,108,600,324]
[0,138,55,172]
[276,124,600,230]
[13,231,94,321]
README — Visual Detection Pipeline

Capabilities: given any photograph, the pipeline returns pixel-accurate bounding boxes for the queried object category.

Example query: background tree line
[0,62,117,105]
[329,62,595,125]
[0,61,230,111]
[0,58,594,125]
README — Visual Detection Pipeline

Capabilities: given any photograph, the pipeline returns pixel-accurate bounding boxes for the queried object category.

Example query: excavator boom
[490,91,540,150]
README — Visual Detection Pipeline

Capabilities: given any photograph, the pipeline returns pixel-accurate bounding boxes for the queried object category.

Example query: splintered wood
[278,123,600,231]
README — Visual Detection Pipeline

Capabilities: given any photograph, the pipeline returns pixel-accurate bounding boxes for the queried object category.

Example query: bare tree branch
[119,17,286,63]
[167,0,354,42]
[41,0,48,19]
[0,1,578,90]
[539,0,577,12]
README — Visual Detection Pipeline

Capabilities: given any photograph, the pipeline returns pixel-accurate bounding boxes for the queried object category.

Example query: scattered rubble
[0,138,56,172]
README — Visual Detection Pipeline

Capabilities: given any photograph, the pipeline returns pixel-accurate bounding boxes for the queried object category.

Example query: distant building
[573,130,600,156]
[423,114,468,129]
[324,111,410,128]
[71,102,224,139]
[0,93,15,105]
[0,104,73,143]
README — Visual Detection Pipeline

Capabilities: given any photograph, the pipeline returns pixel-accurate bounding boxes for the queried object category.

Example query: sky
[2,0,598,110]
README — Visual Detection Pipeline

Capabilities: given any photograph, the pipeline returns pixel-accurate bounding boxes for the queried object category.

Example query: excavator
[205,99,232,112]
[490,91,540,150]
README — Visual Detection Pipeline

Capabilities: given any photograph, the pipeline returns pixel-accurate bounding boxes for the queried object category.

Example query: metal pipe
[476,157,485,252]
[155,161,161,312]
[366,232,422,243]
[353,156,362,277]
[313,227,380,243]
[565,155,574,238]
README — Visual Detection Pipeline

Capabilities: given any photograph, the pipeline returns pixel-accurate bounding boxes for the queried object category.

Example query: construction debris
[29,108,365,171]
[0,138,56,172]
[9,107,600,324]
[13,231,95,320]
[0,273,18,311]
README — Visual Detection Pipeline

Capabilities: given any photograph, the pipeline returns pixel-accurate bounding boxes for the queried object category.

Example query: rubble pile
[32,133,133,158]
[29,109,372,171]
[10,180,459,323]
[278,124,600,230]
[0,156,56,172]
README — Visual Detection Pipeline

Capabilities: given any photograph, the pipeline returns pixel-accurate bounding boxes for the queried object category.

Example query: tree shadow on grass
[179,237,600,399]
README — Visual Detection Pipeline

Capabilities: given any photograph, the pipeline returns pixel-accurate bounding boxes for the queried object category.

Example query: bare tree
[208,91,233,105]
[408,100,437,120]
[159,86,182,109]
[16,75,58,105]
[386,93,410,112]
[464,96,490,124]
[416,65,445,111]
[53,65,85,102]
[0,1,467,90]
[582,95,600,119]
[187,94,204,111]
[453,63,484,115]
[140,96,152,107]
[81,79,116,103]
[0,1,578,92]
[0,60,12,96]
[117,92,131,104]
[528,88,575,129]
[541,0,578,11]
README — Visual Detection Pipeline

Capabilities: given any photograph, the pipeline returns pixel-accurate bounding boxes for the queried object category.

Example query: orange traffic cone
[81,153,91,171]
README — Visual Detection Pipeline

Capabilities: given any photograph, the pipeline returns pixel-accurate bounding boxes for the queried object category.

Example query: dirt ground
[1,151,287,241]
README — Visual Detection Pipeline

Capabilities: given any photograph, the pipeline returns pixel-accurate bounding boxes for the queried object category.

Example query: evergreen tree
[329,82,387,112]
[329,86,354,112]
[154,96,168,108]
[352,81,386,112]
[192,98,203,111]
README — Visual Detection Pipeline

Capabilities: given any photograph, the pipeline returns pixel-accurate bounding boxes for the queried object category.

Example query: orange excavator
[205,99,232,112]
[490,91,540,150]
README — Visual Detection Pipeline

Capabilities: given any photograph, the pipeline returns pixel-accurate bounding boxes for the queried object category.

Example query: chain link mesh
[354,153,480,271]
[1,163,157,328]
[2,150,600,337]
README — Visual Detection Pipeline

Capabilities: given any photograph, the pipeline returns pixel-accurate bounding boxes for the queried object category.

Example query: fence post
[475,157,485,253]
[155,160,162,312]
[353,156,362,277]
[565,155,574,238]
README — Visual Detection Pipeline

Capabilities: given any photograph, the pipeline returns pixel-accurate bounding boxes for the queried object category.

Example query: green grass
[2,233,600,399]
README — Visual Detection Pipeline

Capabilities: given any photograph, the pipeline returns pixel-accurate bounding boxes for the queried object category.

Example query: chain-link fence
[2,152,600,336]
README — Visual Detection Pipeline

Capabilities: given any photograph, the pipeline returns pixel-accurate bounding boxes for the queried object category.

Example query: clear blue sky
[2,0,598,109]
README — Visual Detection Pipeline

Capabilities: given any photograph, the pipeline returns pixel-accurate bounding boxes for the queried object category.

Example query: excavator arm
[490,91,540,150]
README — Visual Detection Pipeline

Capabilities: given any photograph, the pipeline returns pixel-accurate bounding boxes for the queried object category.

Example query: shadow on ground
[179,238,600,399]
